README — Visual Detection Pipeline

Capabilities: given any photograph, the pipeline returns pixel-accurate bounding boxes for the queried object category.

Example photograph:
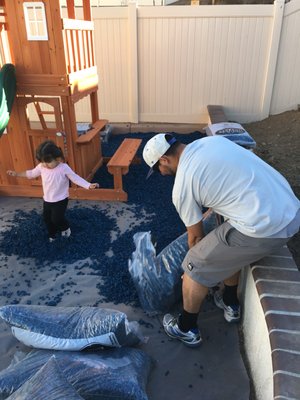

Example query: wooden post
[90,91,99,123]
[83,0,91,21]
[66,0,75,19]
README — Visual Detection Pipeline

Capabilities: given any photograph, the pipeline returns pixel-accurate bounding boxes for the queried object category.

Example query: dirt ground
[244,110,300,268]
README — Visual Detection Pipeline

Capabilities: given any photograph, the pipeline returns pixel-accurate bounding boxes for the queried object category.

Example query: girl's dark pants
[43,198,69,238]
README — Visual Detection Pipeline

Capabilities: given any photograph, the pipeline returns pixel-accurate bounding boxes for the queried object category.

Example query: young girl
[7,140,99,242]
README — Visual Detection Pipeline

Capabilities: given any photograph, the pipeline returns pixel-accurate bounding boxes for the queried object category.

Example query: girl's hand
[7,170,17,177]
[89,183,99,189]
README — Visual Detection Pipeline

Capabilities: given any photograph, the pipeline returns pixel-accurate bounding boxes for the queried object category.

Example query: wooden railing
[62,18,95,74]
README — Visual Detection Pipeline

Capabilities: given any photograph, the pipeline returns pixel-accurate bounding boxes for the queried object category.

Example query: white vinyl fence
[75,0,300,124]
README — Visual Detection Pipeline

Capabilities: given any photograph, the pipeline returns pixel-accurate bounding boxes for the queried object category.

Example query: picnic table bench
[106,138,142,199]
[69,137,142,202]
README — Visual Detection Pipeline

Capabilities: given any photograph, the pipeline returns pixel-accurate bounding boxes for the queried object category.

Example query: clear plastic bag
[0,305,144,350]
[128,231,186,315]
[128,212,218,315]
[0,348,153,400]
[6,357,84,400]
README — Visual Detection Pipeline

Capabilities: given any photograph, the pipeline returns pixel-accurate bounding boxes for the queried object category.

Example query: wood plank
[17,74,68,86]
[66,0,75,19]
[83,30,88,69]
[17,85,70,96]
[83,0,91,21]
[4,102,34,176]
[0,185,127,202]
[48,0,68,75]
[70,30,77,73]
[76,119,108,144]
[63,29,72,73]
[107,139,142,169]
[33,102,47,130]
[78,135,102,179]
[207,105,229,124]
[87,30,94,67]
[111,168,123,191]
[0,134,14,185]
[103,155,141,165]
[65,96,83,175]
[69,187,127,201]
[60,96,76,171]
[90,91,99,122]
[76,30,82,70]
[85,158,103,182]
[4,0,23,67]
[0,185,43,197]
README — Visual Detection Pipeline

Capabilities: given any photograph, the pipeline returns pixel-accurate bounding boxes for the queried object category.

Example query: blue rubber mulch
[0,131,204,306]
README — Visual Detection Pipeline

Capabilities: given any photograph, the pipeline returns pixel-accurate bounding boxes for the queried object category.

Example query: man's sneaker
[49,237,56,243]
[61,228,71,238]
[214,289,241,323]
[163,314,202,348]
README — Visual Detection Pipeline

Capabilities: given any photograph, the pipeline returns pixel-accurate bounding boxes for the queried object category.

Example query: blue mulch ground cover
[0,131,204,306]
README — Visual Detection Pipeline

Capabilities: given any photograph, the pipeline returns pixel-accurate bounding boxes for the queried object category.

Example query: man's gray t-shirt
[172,136,299,238]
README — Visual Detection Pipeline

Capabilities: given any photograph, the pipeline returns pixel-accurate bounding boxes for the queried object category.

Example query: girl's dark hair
[36,140,64,163]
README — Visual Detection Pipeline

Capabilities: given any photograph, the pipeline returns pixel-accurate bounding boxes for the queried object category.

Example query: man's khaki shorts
[182,222,289,287]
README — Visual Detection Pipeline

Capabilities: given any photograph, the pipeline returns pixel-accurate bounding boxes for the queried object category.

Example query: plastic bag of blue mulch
[5,357,84,400]
[205,122,256,149]
[0,348,153,400]
[0,305,144,351]
[128,212,218,315]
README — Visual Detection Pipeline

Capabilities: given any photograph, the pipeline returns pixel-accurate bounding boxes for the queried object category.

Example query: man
[143,133,300,348]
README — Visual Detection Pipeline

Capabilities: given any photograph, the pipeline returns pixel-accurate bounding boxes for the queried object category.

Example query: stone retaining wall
[242,245,300,400]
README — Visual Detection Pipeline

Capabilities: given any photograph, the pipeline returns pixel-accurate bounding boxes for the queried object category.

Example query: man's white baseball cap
[142,133,177,178]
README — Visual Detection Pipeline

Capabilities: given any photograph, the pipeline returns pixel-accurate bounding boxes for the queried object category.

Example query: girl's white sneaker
[61,228,71,238]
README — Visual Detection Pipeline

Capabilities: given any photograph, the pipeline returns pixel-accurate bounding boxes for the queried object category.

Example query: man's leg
[177,273,209,333]
[182,273,208,313]
[214,271,241,322]
[223,271,240,287]
[222,270,240,306]
[163,273,205,347]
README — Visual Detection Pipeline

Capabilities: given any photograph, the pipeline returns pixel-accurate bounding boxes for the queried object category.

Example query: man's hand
[186,220,205,249]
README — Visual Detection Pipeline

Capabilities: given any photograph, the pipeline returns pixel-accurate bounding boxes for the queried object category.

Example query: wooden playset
[0,0,141,201]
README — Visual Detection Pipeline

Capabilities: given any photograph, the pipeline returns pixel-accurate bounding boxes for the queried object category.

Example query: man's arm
[186,220,205,249]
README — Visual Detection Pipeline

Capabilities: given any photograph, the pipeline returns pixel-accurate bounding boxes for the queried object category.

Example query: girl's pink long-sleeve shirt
[26,163,91,202]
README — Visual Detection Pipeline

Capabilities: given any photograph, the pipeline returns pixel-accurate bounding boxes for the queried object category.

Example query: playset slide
[0,63,16,137]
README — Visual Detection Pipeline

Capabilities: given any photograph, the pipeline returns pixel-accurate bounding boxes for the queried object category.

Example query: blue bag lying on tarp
[6,357,84,400]
[128,212,218,315]
[0,305,144,350]
[0,348,153,400]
